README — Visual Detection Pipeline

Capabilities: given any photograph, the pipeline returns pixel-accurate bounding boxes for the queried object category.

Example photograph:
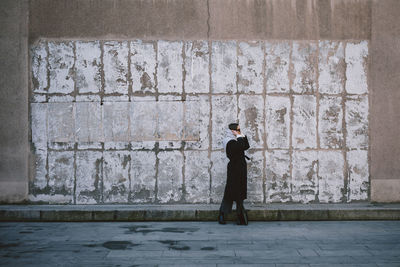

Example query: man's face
[231,125,240,136]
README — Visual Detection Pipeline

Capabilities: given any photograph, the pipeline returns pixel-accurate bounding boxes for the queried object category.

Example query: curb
[1,204,399,222]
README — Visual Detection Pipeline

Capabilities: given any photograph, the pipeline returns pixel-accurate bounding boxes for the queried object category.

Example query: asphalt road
[0,221,399,266]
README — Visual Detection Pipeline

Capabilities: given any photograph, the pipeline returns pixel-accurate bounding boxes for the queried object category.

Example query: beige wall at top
[29,0,371,43]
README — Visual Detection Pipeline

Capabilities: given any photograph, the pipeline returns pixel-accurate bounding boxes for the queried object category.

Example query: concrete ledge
[0,203,399,222]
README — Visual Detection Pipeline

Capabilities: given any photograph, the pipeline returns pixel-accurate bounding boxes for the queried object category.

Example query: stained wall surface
[0,0,29,202]
[29,39,369,204]
[1,0,400,203]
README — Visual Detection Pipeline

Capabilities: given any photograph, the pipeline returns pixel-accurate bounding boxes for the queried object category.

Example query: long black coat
[223,136,250,201]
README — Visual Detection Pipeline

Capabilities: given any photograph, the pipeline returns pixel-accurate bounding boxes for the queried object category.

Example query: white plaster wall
[29,40,369,204]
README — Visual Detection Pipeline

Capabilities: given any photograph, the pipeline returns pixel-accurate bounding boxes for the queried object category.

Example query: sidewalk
[1,221,400,266]
[1,203,399,221]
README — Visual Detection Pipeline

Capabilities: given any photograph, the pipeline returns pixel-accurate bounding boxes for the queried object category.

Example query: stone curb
[1,204,399,222]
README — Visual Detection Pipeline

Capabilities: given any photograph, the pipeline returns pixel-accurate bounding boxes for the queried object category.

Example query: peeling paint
[265,150,291,203]
[239,95,264,148]
[345,41,368,94]
[211,41,237,93]
[266,96,290,149]
[29,39,370,204]
[319,95,343,148]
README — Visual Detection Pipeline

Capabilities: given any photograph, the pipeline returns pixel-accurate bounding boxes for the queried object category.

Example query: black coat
[223,136,250,201]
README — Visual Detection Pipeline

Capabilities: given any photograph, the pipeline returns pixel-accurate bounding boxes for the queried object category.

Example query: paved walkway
[0,221,399,266]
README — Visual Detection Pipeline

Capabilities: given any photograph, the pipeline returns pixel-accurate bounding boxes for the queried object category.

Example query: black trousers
[219,197,246,215]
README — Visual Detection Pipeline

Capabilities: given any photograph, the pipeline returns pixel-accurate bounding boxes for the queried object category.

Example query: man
[218,123,250,225]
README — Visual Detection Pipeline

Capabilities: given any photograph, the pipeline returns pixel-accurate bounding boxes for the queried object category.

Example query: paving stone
[157,151,184,203]
[211,95,238,150]
[130,151,156,203]
[292,41,318,94]
[265,150,291,203]
[345,95,369,149]
[75,102,103,142]
[266,96,290,149]
[30,40,48,93]
[210,151,228,203]
[292,95,317,149]
[75,41,101,94]
[48,42,74,94]
[345,41,368,94]
[103,102,130,142]
[238,95,264,149]
[211,41,237,93]
[292,150,318,203]
[157,41,183,93]
[318,95,344,149]
[48,102,75,142]
[347,150,369,202]
[184,41,210,94]
[297,248,319,257]
[265,41,290,94]
[75,151,102,204]
[238,41,264,94]
[246,150,264,203]
[103,151,130,203]
[103,41,129,96]
[131,40,156,94]
[47,150,75,204]
[0,221,400,266]
[318,41,345,94]
[318,151,344,203]
[184,150,210,203]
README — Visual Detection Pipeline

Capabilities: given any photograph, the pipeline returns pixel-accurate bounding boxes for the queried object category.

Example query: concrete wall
[0,0,29,202]
[28,0,372,42]
[370,0,400,202]
[1,0,399,203]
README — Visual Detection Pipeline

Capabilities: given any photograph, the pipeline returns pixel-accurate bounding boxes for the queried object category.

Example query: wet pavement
[0,221,399,266]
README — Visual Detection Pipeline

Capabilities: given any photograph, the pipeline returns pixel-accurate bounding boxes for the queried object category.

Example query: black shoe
[218,213,226,225]
[242,210,248,225]
[237,211,248,226]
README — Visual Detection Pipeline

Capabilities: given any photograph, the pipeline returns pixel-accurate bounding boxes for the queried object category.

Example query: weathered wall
[29,39,369,204]
[28,0,371,42]
[370,0,400,202]
[1,0,399,203]
[0,0,29,202]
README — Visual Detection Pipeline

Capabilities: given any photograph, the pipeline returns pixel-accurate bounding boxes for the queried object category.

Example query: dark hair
[228,123,239,130]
